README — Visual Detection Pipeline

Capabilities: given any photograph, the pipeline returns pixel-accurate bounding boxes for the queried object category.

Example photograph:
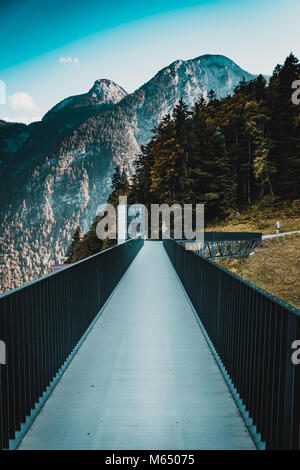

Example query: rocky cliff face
[0,55,256,293]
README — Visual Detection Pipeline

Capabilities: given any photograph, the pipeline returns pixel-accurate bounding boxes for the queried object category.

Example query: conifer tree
[208,89,216,102]
[173,99,190,201]
[65,226,82,263]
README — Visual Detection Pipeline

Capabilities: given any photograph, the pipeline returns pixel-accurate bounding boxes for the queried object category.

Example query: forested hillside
[67,53,300,262]
[127,53,300,214]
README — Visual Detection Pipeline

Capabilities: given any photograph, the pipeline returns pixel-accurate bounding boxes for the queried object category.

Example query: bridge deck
[18,241,255,450]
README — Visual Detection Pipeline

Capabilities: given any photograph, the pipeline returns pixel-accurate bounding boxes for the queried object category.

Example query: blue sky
[0,0,299,123]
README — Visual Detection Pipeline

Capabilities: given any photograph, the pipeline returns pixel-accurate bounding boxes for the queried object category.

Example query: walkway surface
[19,241,255,450]
[262,230,300,239]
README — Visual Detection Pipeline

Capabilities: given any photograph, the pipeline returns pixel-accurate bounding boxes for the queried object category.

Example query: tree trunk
[267,171,275,196]
[247,134,252,205]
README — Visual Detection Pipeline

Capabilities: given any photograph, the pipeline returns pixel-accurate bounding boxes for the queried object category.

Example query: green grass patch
[216,234,300,310]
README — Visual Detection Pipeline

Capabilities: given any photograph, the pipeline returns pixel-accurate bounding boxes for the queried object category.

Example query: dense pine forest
[66,53,300,262]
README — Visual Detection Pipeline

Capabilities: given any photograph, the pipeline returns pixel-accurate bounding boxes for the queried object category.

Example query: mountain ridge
[0,54,258,293]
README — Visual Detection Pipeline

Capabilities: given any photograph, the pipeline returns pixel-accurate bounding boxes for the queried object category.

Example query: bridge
[181,232,262,260]
[0,236,299,450]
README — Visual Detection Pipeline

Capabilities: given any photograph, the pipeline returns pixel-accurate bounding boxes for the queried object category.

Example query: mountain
[116,54,255,145]
[43,79,127,118]
[0,54,256,293]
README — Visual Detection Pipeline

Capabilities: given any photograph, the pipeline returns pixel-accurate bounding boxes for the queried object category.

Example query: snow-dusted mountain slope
[119,54,255,145]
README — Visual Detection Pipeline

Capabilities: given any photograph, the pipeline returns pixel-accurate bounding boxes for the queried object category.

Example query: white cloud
[8,92,39,112]
[3,115,42,125]
[59,56,79,66]
[59,56,72,64]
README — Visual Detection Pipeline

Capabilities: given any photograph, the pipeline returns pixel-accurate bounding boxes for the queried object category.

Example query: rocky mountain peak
[88,78,127,104]
[43,79,127,119]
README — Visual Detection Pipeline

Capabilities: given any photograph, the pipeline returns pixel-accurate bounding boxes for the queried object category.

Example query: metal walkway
[18,241,255,450]
[262,230,300,239]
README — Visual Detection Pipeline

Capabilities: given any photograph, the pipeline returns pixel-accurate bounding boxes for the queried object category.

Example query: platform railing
[0,237,144,449]
[163,237,300,450]
[200,231,262,242]
[180,232,262,260]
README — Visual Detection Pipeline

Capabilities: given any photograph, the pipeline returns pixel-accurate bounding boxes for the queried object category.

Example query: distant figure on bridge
[276,221,280,234]
[162,220,168,236]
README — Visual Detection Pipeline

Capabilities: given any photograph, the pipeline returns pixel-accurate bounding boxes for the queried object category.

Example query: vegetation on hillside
[127,53,300,216]
[217,234,300,310]
[206,196,300,234]
[66,53,300,263]
[64,166,128,263]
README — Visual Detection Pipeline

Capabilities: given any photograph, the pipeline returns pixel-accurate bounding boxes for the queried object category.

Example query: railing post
[216,269,222,350]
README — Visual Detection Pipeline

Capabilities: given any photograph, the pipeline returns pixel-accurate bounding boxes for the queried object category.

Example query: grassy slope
[207,199,300,309]
[206,198,300,235]
[217,235,300,310]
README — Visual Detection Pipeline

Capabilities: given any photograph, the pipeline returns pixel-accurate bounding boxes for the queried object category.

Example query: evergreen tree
[173,99,190,201]
[267,53,300,197]
[65,226,82,263]
[208,89,216,102]
[70,217,104,262]
[111,164,128,193]
[149,114,180,203]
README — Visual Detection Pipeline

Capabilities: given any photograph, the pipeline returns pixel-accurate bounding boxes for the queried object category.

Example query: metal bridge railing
[180,232,262,260]
[163,237,300,450]
[182,239,261,260]
[0,237,144,450]
[201,231,262,242]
